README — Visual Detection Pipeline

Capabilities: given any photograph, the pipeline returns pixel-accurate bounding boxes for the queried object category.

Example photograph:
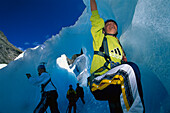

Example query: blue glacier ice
[0,0,170,113]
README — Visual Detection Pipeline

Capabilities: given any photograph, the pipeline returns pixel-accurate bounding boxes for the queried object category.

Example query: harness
[41,78,57,93]
[88,34,126,88]
[95,36,112,69]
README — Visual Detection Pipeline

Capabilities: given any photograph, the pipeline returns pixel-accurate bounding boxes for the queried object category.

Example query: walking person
[76,83,85,104]
[66,85,77,113]
[26,64,60,113]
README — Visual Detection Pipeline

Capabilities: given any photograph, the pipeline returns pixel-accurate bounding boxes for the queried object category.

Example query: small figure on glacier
[26,64,60,113]
[88,0,145,113]
[76,83,85,104]
[66,85,77,113]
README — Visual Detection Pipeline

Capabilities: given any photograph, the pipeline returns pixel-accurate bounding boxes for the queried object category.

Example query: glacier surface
[0,0,170,113]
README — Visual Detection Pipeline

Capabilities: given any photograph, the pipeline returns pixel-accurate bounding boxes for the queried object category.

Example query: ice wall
[120,0,170,112]
[0,0,170,113]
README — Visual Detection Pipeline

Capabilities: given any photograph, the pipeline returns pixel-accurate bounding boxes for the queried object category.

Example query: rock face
[0,31,23,64]
[67,49,84,65]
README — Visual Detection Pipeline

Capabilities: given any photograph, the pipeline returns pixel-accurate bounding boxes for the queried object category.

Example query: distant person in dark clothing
[76,83,85,104]
[66,85,77,113]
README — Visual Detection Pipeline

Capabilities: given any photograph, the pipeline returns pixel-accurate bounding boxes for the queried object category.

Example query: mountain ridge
[0,31,23,64]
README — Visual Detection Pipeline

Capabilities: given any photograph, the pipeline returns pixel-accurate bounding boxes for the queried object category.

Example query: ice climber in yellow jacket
[90,2,127,77]
[88,0,145,113]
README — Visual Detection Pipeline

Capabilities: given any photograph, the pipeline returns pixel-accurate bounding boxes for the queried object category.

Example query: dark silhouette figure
[76,83,85,104]
[66,85,77,113]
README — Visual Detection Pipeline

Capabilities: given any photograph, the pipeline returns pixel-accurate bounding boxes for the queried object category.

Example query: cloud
[32,42,40,46]
[14,45,24,51]
[45,35,50,39]
[17,47,24,51]
[24,42,30,45]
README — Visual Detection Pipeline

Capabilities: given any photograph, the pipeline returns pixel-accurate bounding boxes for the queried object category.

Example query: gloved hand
[26,73,31,79]
[122,55,127,62]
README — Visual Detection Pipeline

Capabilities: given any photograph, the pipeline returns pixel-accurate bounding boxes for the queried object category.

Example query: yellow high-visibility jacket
[90,10,124,76]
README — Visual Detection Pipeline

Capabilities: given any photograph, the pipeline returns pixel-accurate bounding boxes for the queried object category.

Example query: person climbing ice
[88,0,145,113]
[26,64,60,113]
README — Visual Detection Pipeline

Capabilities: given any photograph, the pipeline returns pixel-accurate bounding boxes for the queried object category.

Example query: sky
[0,0,85,51]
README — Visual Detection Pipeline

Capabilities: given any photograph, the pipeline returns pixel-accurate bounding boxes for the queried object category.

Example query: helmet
[105,19,118,28]
[37,65,45,71]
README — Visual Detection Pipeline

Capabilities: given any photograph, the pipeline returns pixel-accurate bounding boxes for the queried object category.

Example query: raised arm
[90,0,97,11]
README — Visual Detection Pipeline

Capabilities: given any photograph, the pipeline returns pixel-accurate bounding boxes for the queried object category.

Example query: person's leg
[34,93,48,113]
[47,91,60,113]
[73,103,76,113]
[68,103,72,113]
[76,96,79,102]
[80,96,85,104]
[108,100,123,113]
[49,101,60,113]
[126,62,145,112]
[48,98,60,113]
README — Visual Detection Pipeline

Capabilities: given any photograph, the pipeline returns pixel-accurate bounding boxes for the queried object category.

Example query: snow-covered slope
[0,64,7,69]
